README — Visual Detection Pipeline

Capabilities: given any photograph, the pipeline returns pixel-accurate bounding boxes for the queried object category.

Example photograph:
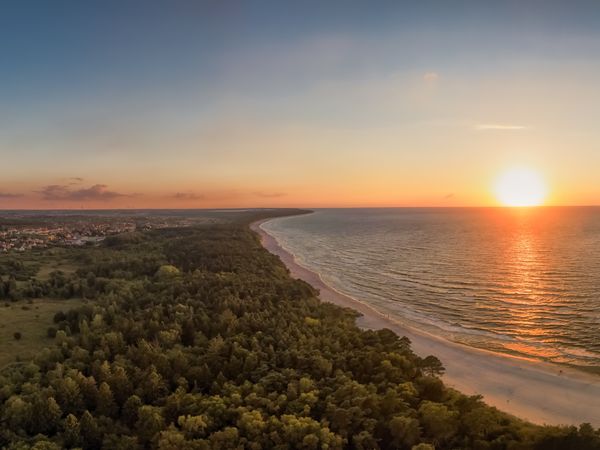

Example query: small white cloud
[476,124,529,131]
[423,72,439,82]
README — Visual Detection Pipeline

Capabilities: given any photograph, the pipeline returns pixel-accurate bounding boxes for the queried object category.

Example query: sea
[262,207,600,369]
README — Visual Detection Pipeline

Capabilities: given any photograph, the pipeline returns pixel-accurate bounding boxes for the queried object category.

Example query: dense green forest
[1,211,599,449]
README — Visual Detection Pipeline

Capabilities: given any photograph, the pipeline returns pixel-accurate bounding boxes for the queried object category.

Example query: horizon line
[0,204,599,212]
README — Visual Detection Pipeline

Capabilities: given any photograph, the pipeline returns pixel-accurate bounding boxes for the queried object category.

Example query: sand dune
[252,219,600,427]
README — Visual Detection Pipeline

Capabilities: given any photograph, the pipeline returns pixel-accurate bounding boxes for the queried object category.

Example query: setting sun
[494,168,548,207]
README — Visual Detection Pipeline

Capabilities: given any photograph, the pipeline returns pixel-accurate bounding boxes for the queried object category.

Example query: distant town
[0,215,205,252]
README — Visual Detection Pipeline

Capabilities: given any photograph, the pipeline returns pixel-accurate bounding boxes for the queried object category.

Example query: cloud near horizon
[37,184,128,201]
[172,192,205,200]
[253,191,287,198]
[171,191,287,201]
[0,192,23,198]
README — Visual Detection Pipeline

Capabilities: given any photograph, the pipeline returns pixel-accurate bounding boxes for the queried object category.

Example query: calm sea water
[262,208,600,368]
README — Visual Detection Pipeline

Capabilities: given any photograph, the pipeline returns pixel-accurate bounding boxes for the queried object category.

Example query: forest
[0,210,599,449]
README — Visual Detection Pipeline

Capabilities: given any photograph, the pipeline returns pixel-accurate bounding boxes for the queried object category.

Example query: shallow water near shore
[262,207,600,370]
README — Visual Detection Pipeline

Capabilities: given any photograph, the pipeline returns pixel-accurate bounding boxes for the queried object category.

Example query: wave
[262,208,600,368]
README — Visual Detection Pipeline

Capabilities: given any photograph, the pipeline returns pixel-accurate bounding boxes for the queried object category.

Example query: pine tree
[96,382,117,418]
[63,413,81,447]
[80,410,102,450]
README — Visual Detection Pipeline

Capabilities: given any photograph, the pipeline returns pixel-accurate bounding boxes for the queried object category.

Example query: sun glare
[494,168,547,207]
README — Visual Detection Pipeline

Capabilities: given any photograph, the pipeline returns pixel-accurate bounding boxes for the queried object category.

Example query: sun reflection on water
[265,207,600,367]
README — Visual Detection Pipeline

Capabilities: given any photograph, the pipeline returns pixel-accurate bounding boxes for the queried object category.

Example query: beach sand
[251,218,600,427]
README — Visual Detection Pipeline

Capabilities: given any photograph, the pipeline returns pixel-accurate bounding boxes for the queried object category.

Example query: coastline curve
[251,215,600,427]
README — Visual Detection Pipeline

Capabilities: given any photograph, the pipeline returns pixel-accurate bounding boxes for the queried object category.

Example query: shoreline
[251,217,600,427]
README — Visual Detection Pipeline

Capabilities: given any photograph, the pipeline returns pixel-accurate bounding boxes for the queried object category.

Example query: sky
[1,0,600,209]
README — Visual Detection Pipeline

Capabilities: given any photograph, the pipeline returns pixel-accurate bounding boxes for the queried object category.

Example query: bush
[13,331,22,340]
[53,311,66,323]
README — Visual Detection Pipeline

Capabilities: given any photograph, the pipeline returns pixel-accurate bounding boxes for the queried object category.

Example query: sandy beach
[252,218,600,427]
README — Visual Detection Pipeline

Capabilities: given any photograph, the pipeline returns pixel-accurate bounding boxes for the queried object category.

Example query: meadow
[0,298,83,369]
[0,246,83,368]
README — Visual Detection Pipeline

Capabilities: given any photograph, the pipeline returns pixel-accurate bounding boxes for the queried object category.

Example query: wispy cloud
[253,191,286,198]
[423,72,439,82]
[171,191,287,201]
[37,184,128,201]
[0,192,23,198]
[170,191,241,202]
[475,124,529,131]
[172,192,205,200]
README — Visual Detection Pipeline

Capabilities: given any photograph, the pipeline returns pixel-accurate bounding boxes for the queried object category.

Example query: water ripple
[263,207,600,368]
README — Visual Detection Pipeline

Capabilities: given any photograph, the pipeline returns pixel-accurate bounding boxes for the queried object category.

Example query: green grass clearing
[0,298,84,368]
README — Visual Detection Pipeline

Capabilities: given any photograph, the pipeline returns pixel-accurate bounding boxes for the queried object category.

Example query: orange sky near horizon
[1,165,598,209]
[2,120,599,209]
